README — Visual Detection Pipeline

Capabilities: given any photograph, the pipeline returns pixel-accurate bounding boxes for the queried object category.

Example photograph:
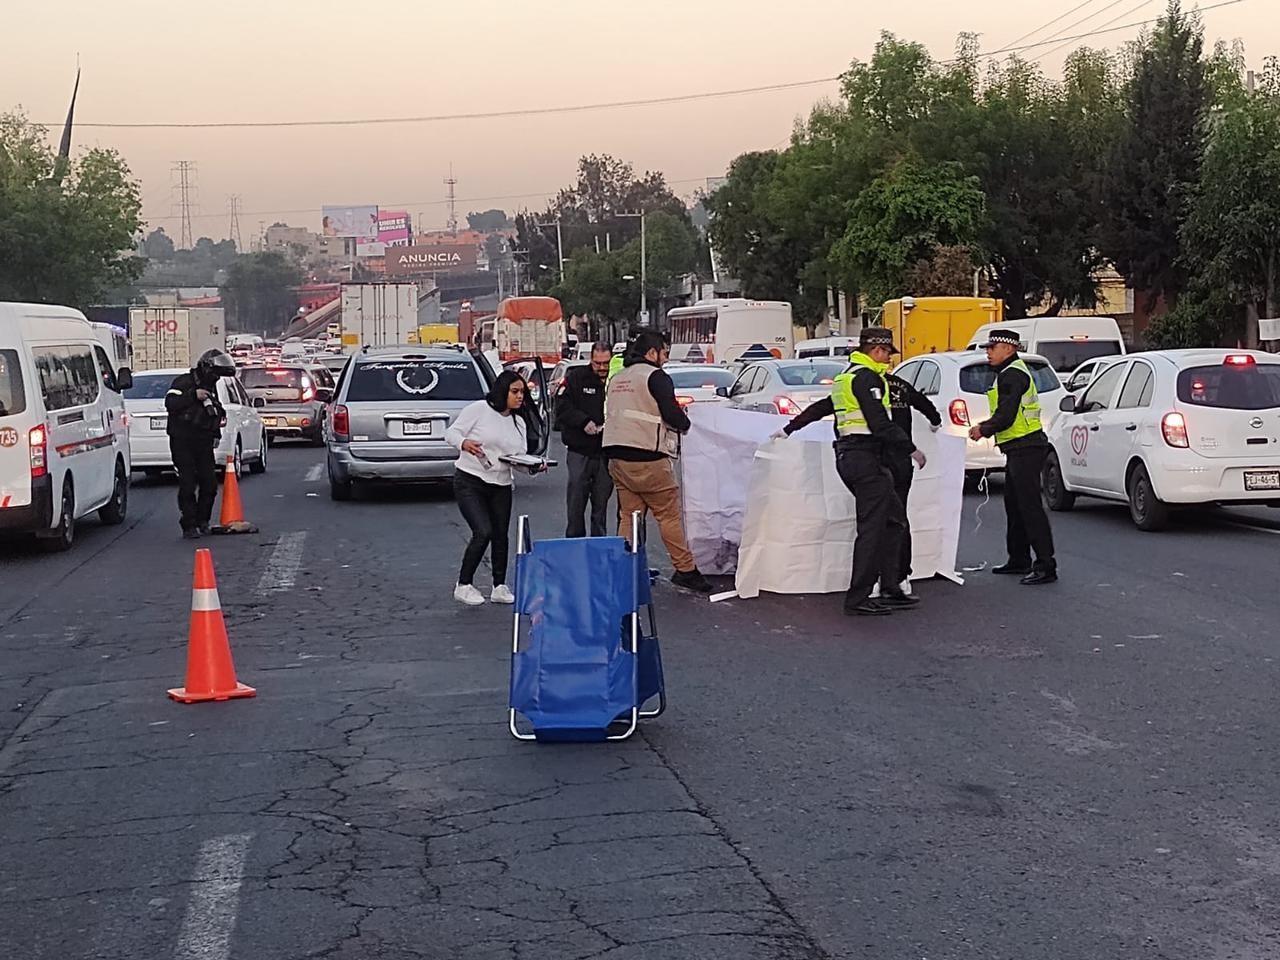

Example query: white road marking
[174,833,252,960]
[304,464,324,482]
[1227,520,1280,536]
[255,532,306,596]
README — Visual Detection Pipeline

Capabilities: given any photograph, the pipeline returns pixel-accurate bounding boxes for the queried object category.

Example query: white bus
[666,299,793,366]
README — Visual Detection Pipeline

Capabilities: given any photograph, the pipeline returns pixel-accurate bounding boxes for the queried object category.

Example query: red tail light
[949,399,970,426]
[331,404,350,440]
[1225,354,1255,366]
[675,395,695,408]
[774,395,800,416]
[1162,411,1189,448]
[29,425,48,477]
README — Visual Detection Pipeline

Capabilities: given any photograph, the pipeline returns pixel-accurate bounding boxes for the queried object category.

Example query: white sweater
[445,400,528,486]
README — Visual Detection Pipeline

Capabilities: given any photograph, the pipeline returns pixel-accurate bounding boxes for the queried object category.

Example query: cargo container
[495,297,564,364]
[128,306,225,372]
[338,283,419,352]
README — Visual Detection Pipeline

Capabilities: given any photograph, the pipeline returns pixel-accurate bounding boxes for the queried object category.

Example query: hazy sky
[5,0,1274,242]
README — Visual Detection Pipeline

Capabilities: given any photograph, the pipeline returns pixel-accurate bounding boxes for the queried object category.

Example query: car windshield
[1177,363,1280,410]
[124,373,176,401]
[242,368,306,390]
[0,349,27,416]
[346,358,485,402]
[959,360,1062,395]
[776,361,845,386]
[667,368,736,389]
[1035,340,1123,373]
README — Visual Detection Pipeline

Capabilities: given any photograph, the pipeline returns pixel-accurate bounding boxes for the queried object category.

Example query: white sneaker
[490,584,515,604]
[454,583,485,606]
[899,579,913,596]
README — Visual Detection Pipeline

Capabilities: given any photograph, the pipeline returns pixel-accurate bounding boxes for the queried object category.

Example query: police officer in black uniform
[886,370,941,590]
[166,349,236,538]
[776,328,927,616]
[555,341,614,537]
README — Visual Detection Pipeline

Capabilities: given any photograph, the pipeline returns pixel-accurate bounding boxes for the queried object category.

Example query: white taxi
[1044,350,1280,529]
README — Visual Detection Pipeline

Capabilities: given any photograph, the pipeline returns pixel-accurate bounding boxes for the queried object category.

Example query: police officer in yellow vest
[968,328,1057,584]
[776,327,926,616]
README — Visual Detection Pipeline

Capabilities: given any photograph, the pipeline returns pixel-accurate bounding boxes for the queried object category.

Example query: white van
[0,303,134,551]
[967,316,1126,374]
[795,337,858,360]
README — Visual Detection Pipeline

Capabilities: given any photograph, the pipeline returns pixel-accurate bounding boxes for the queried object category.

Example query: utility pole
[171,160,197,249]
[536,219,565,279]
[444,164,459,236]
[227,194,243,251]
[618,211,648,325]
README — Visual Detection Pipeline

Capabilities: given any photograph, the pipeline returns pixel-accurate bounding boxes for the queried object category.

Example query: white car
[721,358,847,416]
[124,369,267,479]
[893,351,1066,474]
[1044,350,1280,530]
[664,363,736,407]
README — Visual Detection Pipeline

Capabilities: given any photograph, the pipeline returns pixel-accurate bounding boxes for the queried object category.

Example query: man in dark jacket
[777,328,926,615]
[555,342,613,537]
[885,371,941,590]
[968,328,1057,584]
[166,349,235,538]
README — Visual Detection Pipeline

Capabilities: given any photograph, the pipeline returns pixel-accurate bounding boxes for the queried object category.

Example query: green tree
[466,208,510,232]
[221,252,303,335]
[1101,0,1210,309]
[0,111,143,305]
[830,158,985,305]
[904,244,979,297]
[140,227,175,262]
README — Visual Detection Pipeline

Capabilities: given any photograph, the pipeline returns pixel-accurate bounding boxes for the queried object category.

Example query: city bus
[666,299,793,366]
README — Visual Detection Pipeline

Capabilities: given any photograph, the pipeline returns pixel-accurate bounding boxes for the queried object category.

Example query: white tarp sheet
[681,404,965,598]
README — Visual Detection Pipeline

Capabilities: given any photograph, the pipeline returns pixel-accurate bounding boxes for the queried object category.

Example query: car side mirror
[115,367,133,391]
[1059,395,1078,413]
[715,386,729,398]
[252,396,267,409]
[316,388,333,403]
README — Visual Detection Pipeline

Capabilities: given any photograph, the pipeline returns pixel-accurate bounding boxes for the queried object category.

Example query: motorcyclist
[165,349,236,538]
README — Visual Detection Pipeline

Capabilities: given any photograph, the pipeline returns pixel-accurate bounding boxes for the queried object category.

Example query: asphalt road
[1,443,1278,960]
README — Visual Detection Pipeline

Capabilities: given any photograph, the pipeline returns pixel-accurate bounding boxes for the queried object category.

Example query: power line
[995,0,1109,53]
[1011,0,1141,55]
[1030,0,1160,64]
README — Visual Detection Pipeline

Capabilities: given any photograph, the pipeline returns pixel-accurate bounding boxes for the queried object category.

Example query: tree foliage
[0,111,143,306]
[466,208,510,232]
[220,252,303,335]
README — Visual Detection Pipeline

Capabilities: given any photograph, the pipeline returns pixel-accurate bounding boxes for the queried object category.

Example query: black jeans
[886,456,914,585]
[835,444,907,607]
[565,450,613,538]
[170,437,218,532]
[455,469,514,586]
[1003,444,1056,573]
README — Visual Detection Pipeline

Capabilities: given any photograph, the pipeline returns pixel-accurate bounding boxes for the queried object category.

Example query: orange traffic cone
[168,548,256,704]
[211,455,257,534]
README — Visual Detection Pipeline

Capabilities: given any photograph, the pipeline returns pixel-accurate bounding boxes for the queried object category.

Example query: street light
[617,211,647,326]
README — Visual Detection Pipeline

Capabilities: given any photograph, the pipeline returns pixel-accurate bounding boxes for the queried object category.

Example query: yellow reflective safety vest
[831,352,891,438]
[608,354,624,381]
[986,357,1043,445]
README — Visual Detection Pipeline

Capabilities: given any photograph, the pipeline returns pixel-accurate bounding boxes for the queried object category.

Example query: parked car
[124,368,267,479]
[1044,350,1280,530]
[721,358,847,416]
[1063,355,1123,394]
[665,363,736,407]
[240,365,331,445]
[893,351,1066,474]
[0,302,134,551]
[326,346,548,501]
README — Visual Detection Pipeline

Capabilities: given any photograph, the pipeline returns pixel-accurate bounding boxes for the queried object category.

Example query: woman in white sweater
[444,370,530,605]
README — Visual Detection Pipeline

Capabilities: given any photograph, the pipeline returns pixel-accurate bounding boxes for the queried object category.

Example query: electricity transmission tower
[170,160,198,249]
[227,194,243,250]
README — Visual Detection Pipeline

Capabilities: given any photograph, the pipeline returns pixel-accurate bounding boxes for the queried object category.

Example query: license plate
[1244,470,1280,491]
[403,421,434,436]
[262,417,279,427]
[150,417,167,430]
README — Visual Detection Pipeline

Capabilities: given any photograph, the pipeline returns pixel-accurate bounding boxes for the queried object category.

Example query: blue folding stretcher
[509,512,666,742]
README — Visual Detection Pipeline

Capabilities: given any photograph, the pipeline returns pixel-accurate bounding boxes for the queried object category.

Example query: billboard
[322,205,379,240]
[385,243,479,276]
[377,210,412,247]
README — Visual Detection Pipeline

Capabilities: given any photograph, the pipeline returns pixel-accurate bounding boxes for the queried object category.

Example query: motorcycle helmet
[195,349,237,381]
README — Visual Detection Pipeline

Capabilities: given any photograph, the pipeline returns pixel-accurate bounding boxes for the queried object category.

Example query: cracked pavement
[2,444,1279,959]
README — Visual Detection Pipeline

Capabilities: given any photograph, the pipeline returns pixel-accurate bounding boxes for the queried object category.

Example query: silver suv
[325,346,548,500]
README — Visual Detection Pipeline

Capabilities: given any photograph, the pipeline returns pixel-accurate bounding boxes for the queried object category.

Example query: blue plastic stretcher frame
[508,510,664,741]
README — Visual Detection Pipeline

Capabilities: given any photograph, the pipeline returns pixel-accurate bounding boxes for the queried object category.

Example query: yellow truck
[407,323,460,346]
[881,297,1003,360]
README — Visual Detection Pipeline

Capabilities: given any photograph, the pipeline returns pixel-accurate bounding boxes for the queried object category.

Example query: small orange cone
[211,455,257,534]
[168,548,256,704]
